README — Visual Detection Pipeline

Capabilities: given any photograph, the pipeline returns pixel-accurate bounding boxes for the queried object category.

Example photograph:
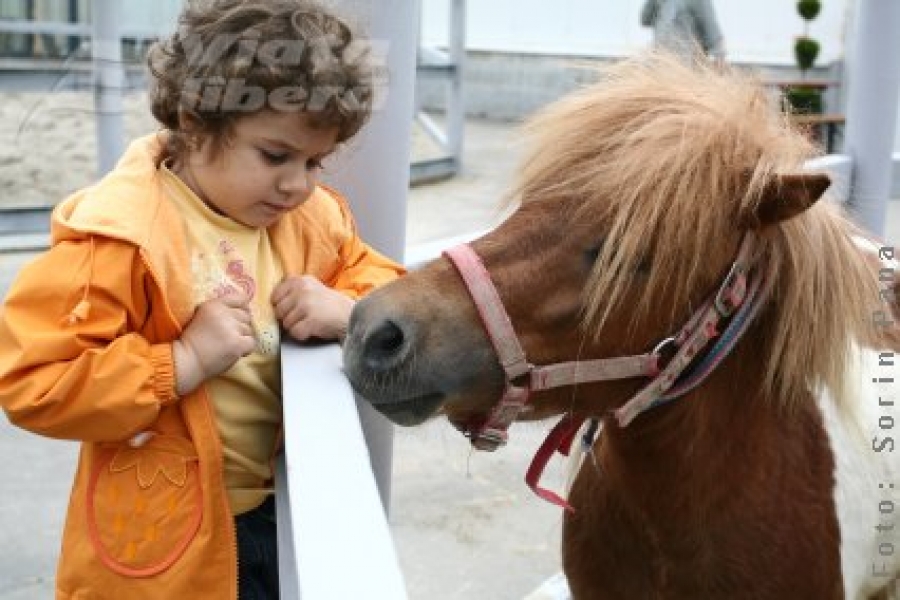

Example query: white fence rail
[0,19,156,39]
[275,233,483,599]
[276,343,407,600]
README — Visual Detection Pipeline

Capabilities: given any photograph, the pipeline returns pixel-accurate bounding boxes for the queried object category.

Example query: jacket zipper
[139,253,240,599]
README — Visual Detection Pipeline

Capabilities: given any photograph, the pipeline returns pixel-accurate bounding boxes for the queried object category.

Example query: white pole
[843,0,900,235]
[324,0,420,513]
[91,0,124,175]
[446,0,466,164]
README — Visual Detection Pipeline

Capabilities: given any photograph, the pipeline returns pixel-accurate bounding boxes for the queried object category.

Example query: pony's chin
[370,393,445,426]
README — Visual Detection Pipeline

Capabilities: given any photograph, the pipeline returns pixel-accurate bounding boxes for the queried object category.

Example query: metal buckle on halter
[470,428,508,451]
[649,336,677,373]
[714,262,747,317]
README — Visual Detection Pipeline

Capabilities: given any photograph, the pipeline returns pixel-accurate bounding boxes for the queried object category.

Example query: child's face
[180,111,340,228]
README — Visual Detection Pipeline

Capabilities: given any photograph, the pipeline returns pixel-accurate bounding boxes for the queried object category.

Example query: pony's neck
[566,320,845,597]
[595,326,818,523]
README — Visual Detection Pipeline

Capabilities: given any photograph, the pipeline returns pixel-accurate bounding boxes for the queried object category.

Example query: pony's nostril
[364,319,407,366]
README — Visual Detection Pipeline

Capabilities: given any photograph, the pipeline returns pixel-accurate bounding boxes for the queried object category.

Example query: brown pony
[343,54,900,599]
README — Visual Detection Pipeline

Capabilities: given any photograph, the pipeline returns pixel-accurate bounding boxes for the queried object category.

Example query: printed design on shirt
[190,239,280,356]
[214,240,256,300]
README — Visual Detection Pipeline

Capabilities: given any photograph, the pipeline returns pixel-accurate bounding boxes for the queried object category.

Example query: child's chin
[233,214,274,229]
[258,214,284,228]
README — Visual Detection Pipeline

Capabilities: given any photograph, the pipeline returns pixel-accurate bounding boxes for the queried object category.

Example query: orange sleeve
[0,238,178,442]
[328,193,406,299]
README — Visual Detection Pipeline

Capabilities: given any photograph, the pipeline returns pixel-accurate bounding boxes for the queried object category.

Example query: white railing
[412,0,467,184]
[276,343,407,600]
[0,19,157,39]
[275,232,484,599]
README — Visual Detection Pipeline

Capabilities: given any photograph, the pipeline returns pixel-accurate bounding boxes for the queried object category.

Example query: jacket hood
[51,133,198,324]
[52,133,170,247]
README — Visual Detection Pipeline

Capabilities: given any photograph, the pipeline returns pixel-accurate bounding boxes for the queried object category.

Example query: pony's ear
[741,173,831,229]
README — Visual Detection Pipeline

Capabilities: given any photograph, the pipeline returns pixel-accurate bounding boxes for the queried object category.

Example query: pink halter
[443,232,764,509]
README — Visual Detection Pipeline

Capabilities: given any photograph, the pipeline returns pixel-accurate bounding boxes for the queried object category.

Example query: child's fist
[173,293,256,395]
[272,275,354,342]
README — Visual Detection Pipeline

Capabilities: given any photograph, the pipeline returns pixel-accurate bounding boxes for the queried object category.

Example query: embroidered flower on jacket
[109,434,198,489]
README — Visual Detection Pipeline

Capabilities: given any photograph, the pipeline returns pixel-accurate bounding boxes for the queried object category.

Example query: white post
[843,0,900,235]
[323,0,419,513]
[445,0,466,163]
[91,0,124,175]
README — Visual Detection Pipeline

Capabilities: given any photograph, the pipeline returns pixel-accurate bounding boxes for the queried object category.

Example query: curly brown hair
[147,0,375,164]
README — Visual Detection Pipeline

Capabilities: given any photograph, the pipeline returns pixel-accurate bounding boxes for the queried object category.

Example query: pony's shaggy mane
[513,53,885,410]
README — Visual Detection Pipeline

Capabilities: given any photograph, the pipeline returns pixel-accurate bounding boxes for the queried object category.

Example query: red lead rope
[524,414,586,512]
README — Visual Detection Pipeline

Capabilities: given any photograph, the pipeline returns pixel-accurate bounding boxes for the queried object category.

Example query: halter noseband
[443,232,765,509]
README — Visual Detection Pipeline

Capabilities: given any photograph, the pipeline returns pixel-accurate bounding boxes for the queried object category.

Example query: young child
[0,1,404,598]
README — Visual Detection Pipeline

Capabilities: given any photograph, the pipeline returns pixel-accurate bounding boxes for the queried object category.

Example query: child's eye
[259,149,288,165]
[306,158,323,171]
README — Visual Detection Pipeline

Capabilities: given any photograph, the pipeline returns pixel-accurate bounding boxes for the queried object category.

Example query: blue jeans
[236,496,279,600]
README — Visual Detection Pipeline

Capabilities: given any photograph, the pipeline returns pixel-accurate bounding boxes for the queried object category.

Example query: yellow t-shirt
[161,164,283,515]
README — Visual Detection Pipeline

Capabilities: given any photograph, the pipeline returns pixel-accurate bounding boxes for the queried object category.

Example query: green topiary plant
[785,86,824,114]
[794,37,820,71]
[798,0,821,21]
[787,0,823,114]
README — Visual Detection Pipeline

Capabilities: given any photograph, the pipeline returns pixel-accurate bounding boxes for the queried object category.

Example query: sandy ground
[0,88,517,245]
[0,91,566,599]
[0,91,160,208]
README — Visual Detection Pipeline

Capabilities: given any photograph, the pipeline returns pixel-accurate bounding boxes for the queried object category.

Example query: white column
[843,0,900,235]
[324,0,420,513]
[91,0,124,175]
[445,0,466,163]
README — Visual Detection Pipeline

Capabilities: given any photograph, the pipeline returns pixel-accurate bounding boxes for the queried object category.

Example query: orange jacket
[0,134,404,599]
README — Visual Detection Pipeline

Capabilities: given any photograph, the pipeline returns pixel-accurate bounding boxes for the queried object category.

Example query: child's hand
[173,293,256,395]
[272,275,355,342]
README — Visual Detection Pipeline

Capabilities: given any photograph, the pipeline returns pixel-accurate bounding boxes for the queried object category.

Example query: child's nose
[278,168,313,197]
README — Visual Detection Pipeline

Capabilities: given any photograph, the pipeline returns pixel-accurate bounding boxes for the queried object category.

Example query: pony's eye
[584,238,605,266]
[636,257,652,274]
